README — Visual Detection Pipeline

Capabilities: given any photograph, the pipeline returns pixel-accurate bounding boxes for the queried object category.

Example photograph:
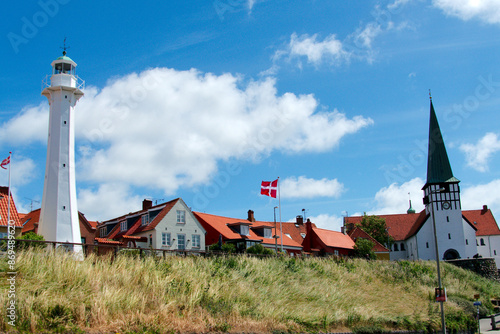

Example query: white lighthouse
[38,49,84,257]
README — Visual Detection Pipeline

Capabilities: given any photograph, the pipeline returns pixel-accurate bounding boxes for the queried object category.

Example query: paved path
[480,317,500,334]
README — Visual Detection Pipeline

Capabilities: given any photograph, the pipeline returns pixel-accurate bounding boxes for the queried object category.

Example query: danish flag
[0,156,10,170]
[261,179,278,198]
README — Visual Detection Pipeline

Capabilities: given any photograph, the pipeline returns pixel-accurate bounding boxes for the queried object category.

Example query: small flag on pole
[0,156,10,169]
[261,179,278,198]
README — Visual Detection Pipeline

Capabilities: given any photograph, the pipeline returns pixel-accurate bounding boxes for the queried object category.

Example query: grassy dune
[1,249,499,333]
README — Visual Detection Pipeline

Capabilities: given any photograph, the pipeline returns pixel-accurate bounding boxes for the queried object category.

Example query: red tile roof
[193,212,302,248]
[463,207,500,236]
[21,208,41,233]
[345,207,494,241]
[312,227,355,250]
[0,187,22,228]
[348,227,390,252]
[94,237,122,245]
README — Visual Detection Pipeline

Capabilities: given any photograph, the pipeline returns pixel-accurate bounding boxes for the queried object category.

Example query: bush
[246,243,274,255]
[16,232,46,250]
[209,242,236,253]
[353,238,376,260]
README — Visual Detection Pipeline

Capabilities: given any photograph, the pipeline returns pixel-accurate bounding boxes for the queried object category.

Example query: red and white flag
[0,156,10,170]
[261,179,278,198]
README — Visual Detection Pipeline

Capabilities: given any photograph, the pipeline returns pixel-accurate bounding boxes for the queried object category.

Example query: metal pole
[274,206,278,254]
[431,188,446,334]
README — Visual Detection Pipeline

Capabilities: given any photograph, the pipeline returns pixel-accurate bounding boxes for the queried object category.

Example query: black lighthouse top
[425,99,460,187]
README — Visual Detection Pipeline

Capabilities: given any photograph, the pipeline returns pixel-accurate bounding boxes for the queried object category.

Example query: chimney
[305,218,312,234]
[482,205,488,213]
[247,210,255,222]
[142,199,153,211]
[296,215,303,225]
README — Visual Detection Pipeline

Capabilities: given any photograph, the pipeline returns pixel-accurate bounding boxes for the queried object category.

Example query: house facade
[97,198,206,252]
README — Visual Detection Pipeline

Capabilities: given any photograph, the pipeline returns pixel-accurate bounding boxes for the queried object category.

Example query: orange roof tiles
[463,207,500,236]
[312,227,355,250]
[21,208,41,233]
[0,187,22,228]
[193,211,302,248]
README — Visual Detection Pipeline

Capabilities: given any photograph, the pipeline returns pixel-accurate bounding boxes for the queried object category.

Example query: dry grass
[0,249,498,333]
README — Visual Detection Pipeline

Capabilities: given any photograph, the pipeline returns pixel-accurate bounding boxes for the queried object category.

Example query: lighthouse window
[62,164,66,167]
[63,121,67,125]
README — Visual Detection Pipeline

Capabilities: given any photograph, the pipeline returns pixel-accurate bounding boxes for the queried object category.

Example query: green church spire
[425,100,460,185]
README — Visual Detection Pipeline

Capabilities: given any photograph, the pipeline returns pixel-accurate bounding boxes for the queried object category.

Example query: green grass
[1,250,499,333]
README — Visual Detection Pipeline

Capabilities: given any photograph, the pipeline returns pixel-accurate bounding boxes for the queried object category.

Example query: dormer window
[100,228,106,237]
[141,215,149,226]
[120,221,127,231]
[240,225,249,236]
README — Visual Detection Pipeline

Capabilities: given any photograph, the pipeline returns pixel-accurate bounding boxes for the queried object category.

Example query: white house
[97,198,206,252]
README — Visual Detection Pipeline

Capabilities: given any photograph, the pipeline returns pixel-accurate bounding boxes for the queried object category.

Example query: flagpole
[7,152,12,230]
[278,177,283,252]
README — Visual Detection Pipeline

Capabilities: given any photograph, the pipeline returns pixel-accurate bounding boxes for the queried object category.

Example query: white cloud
[307,213,344,231]
[280,176,345,199]
[0,156,37,187]
[0,67,371,219]
[462,179,500,215]
[278,33,350,67]
[460,132,500,172]
[78,183,143,221]
[369,177,425,215]
[433,0,500,24]
[0,103,48,145]
[351,22,383,49]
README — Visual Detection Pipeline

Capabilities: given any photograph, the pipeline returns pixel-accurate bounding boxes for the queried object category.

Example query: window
[300,233,306,238]
[177,210,186,224]
[466,239,468,245]
[481,238,485,246]
[400,243,405,251]
[81,237,86,244]
[192,234,201,248]
[263,228,272,239]
[394,244,399,251]
[0,232,9,239]
[448,233,451,239]
[495,250,497,256]
[149,234,152,246]
[121,221,127,231]
[334,250,339,256]
[446,216,449,222]
[240,225,249,236]
[177,234,185,250]
[100,228,106,237]
[426,242,429,248]
[285,233,292,239]
[162,232,171,246]
[141,215,149,226]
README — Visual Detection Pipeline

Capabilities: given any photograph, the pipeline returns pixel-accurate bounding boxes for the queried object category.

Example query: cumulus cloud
[369,177,425,215]
[279,33,350,67]
[0,68,371,219]
[78,183,144,221]
[280,176,345,199]
[0,103,48,145]
[462,179,500,215]
[0,156,37,187]
[307,213,344,231]
[460,132,500,172]
[433,0,500,24]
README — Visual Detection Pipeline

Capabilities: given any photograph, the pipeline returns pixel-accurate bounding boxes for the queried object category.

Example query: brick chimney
[247,210,255,222]
[296,215,304,225]
[143,199,153,211]
[482,205,488,213]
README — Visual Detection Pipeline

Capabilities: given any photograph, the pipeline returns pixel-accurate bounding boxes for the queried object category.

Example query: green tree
[209,242,236,253]
[359,215,393,248]
[353,238,376,260]
[16,232,46,250]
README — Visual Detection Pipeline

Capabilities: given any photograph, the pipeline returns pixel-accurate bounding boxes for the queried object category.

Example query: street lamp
[430,187,446,334]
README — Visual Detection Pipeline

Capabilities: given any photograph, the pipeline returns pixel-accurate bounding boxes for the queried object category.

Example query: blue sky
[1,0,500,230]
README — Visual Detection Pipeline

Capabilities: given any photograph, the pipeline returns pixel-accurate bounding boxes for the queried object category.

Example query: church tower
[38,49,84,257]
[422,98,476,260]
